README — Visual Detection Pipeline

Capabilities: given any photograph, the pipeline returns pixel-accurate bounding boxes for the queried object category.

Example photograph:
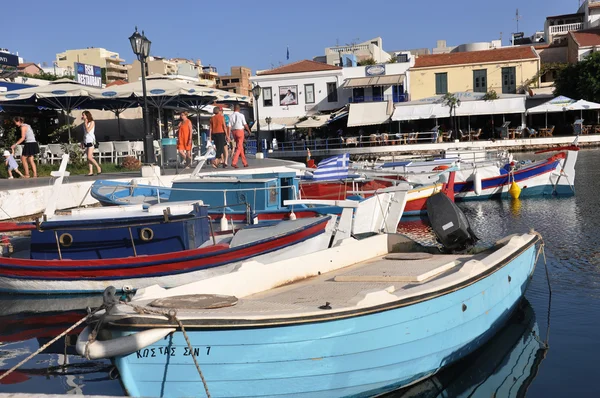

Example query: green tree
[387,56,398,64]
[442,93,460,132]
[554,52,600,101]
[357,58,377,66]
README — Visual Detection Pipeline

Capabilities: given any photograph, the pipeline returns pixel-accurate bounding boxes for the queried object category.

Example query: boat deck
[125,249,498,323]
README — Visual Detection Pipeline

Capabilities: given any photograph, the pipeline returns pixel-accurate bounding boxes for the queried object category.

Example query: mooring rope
[531,230,551,349]
[120,301,212,398]
[0,311,97,381]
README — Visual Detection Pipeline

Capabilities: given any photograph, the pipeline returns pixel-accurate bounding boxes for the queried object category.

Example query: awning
[296,115,330,128]
[347,102,391,127]
[392,97,526,121]
[251,116,299,131]
[342,74,405,89]
[392,102,448,121]
[455,97,526,116]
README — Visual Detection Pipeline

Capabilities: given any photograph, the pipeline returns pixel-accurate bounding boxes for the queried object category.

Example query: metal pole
[255,98,261,152]
[140,56,155,164]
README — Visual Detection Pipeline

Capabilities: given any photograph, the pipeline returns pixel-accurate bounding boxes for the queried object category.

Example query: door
[501,67,516,94]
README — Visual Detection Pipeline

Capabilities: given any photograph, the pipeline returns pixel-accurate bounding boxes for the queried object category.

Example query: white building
[250,56,414,130]
[250,60,344,128]
[544,0,600,44]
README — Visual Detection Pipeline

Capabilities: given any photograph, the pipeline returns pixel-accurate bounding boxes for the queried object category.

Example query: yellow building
[409,46,540,100]
[56,48,127,83]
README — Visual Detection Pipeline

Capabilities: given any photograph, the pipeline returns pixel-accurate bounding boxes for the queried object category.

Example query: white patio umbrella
[0,79,101,140]
[568,99,600,122]
[527,95,576,128]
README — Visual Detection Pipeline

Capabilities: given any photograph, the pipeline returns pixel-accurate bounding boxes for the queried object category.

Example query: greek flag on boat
[311,153,350,181]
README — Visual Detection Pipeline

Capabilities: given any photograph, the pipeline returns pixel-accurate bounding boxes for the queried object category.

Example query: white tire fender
[76,325,176,360]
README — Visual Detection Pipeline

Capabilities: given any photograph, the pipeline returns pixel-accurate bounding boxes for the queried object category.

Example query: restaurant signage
[75,62,102,88]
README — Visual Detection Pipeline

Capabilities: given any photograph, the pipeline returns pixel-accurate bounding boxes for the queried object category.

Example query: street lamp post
[129,27,155,164]
[265,116,272,150]
[252,84,262,152]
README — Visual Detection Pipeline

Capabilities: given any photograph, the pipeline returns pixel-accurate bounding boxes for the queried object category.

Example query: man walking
[177,111,193,168]
[209,107,229,168]
[229,104,251,168]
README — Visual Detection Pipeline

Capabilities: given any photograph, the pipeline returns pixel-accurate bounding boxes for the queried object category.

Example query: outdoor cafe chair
[113,141,131,164]
[459,130,470,141]
[47,144,65,164]
[97,142,115,164]
[131,141,145,160]
[13,145,23,161]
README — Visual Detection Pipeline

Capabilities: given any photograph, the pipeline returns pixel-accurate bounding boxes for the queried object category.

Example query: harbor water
[1,149,599,397]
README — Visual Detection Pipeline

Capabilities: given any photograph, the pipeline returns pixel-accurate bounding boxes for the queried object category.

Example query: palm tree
[442,93,461,133]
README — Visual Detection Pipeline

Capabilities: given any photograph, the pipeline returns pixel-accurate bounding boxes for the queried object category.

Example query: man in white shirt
[229,104,252,168]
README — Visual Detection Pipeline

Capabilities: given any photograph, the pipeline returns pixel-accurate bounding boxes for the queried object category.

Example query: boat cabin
[29,201,211,260]
[169,172,300,212]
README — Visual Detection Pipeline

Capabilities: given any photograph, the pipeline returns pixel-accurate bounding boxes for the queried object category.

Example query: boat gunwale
[107,234,540,330]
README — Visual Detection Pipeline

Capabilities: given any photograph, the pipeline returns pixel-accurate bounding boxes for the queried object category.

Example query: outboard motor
[426,193,478,253]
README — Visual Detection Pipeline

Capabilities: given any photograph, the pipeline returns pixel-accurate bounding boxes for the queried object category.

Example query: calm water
[1,149,600,397]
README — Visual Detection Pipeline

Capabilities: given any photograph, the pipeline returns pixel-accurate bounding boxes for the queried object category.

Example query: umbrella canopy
[0,79,101,141]
[296,115,330,128]
[568,99,600,111]
[527,95,576,114]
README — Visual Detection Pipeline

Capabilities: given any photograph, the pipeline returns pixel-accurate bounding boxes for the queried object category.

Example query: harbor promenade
[267,134,600,159]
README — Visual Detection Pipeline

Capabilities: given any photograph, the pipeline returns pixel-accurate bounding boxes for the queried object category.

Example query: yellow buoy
[509,181,521,199]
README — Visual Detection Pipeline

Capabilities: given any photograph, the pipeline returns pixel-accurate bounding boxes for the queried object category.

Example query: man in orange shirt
[209,107,229,168]
[177,111,193,168]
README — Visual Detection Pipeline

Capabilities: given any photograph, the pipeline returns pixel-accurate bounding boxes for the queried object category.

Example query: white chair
[13,144,23,160]
[153,140,162,162]
[113,141,131,164]
[47,144,65,164]
[131,141,144,160]
[97,142,114,164]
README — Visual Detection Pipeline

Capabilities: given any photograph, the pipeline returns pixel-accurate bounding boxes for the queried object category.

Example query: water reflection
[0,294,123,395]
[386,300,545,398]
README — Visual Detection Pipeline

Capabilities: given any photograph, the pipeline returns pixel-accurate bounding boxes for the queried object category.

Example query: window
[473,69,487,93]
[327,82,338,102]
[221,79,230,85]
[435,73,448,95]
[397,54,409,63]
[372,86,383,102]
[305,84,315,104]
[263,87,273,107]
[231,78,240,83]
[501,67,516,94]
[353,87,365,103]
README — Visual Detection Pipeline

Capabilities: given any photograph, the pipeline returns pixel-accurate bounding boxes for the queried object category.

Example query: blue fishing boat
[90,172,351,229]
[77,195,542,397]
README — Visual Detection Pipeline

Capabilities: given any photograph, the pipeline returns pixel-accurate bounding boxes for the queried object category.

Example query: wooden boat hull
[0,217,334,294]
[110,237,538,397]
[454,150,578,201]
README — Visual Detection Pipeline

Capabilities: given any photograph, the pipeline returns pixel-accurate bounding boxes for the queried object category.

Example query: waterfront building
[432,39,503,54]
[408,46,540,101]
[55,48,127,83]
[544,0,600,44]
[218,66,252,96]
[567,29,600,63]
[128,57,218,87]
[17,63,43,76]
[250,60,344,127]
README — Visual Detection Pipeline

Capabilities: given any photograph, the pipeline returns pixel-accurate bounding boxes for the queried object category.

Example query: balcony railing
[549,22,584,35]
[106,71,127,79]
[106,63,127,71]
[349,94,409,104]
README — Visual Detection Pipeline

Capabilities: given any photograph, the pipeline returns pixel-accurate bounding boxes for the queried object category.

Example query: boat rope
[0,308,101,381]
[531,230,551,350]
[121,301,212,398]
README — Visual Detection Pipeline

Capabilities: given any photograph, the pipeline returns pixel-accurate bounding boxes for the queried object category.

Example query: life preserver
[75,325,175,360]
[433,165,450,171]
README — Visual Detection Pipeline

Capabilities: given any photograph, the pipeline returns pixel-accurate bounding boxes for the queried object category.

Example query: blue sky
[3,0,575,74]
